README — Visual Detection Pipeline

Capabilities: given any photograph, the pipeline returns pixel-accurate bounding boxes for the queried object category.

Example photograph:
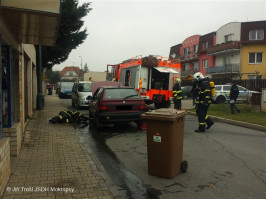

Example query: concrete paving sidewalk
[2,94,123,199]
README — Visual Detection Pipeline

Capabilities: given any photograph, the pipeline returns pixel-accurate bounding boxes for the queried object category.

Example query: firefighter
[193,72,214,133]
[72,111,89,123]
[230,81,240,114]
[173,78,183,109]
[49,110,88,124]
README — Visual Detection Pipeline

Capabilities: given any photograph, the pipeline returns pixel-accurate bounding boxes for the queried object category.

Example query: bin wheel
[181,160,188,173]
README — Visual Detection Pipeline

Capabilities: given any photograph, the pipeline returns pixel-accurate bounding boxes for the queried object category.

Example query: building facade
[169,35,200,78]
[170,21,266,80]
[198,32,216,76]
[207,22,241,79]
[0,0,60,196]
[240,21,266,79]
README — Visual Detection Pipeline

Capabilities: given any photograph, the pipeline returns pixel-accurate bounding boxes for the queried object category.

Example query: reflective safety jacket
[173,83,183,101]
[195,78,212,105]
[50,110,89,124]
[58,110,73,123]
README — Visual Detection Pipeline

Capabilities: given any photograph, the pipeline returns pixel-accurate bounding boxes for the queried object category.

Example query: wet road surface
[77,122,158,199]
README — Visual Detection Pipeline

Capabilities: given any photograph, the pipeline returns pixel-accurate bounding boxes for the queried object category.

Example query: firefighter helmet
[193,72,204,81]
[175,78,181,83]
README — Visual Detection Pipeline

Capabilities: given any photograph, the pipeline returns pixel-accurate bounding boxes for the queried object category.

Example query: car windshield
[78,83,92,92]
[61,82,74,89]
[103,88,141,100]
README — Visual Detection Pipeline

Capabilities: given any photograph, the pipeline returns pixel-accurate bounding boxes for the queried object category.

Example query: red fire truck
[106,55,181,108]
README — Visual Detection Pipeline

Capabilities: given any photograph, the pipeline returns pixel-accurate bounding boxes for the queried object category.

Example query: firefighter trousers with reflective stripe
[174,99,182,109]
[196,104,213,131]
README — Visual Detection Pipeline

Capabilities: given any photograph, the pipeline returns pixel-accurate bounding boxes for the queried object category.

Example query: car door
[237,86,249,102]
[222,85,231,100]
[89,88,103,118]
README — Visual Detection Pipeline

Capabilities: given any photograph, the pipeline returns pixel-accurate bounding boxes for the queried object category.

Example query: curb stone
[187,111,266,132]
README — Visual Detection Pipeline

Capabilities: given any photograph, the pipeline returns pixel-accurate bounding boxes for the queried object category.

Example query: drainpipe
[36,45,44,110]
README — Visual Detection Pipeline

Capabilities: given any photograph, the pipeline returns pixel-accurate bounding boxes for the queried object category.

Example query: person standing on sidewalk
[173,78,183,109]
[230,81,240,114]
[193,72,214,133]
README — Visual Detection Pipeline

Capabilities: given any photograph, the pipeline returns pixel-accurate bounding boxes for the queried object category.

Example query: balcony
[207,41,240,55]
[180,53,199,63]
[206,64,240,74]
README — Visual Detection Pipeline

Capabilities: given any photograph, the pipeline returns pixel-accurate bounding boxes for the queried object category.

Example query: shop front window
[2,46,9,126]
[2,45,18,128]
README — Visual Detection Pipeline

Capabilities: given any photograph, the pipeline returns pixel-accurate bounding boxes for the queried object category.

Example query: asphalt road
[62,98,266,199]
[105,115,266,199]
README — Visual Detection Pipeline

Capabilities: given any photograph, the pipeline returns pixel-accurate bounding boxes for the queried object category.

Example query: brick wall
[0,138,10,197]
[3,122,22,157]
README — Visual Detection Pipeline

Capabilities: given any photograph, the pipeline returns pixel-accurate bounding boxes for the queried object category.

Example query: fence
[181,78,266,92]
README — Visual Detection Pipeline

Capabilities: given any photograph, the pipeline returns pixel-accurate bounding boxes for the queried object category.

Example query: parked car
[72,81,92,108]
[181,86,193,99]
[88,86,146,128]
[58,82,74,99]
[213,84,259,103]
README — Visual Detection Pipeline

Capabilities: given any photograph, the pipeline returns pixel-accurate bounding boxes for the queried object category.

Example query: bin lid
[141,108,187,121]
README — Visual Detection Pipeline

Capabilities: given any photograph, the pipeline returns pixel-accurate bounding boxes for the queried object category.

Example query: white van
[72,81,92,108]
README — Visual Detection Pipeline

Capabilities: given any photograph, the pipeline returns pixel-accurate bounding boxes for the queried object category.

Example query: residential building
[61,66,84,81]
[181,35,200,78]
[240,20,266,79]
[198,32,216,76]
[0,0,60,196]
[207,22,241,79]
[169,35,200,78]
[169,44,182,61]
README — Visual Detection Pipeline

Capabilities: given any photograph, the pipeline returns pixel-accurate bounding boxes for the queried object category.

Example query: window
[223,86,231,91]
[184,47,190,55]
[237,86,247,92]
[193,45,198,53]
[224,34,233,42]
[183,63,189,71]
[249,53,263,64]
[103,88,140,100]
[203,59,208,69]
[249,30,264,40]
[2,46,18,128]
[202,41,208,50]
[69,72,73,76]
[248,75,262,80]
[193,62,199,70]
[78,83,92,92]
[215,86,222,91]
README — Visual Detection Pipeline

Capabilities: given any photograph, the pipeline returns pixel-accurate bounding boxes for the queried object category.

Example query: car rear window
[61,82,74,89]
[103,88,141,100]
[78,83,92,92]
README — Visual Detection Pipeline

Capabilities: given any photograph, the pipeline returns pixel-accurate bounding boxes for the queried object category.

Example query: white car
[72,81,92,108]
[213,84,259,104]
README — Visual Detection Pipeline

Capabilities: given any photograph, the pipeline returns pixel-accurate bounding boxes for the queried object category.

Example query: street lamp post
[79,56,83,81]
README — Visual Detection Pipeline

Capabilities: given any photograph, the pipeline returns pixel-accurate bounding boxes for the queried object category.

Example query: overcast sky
[53,0,266,72]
